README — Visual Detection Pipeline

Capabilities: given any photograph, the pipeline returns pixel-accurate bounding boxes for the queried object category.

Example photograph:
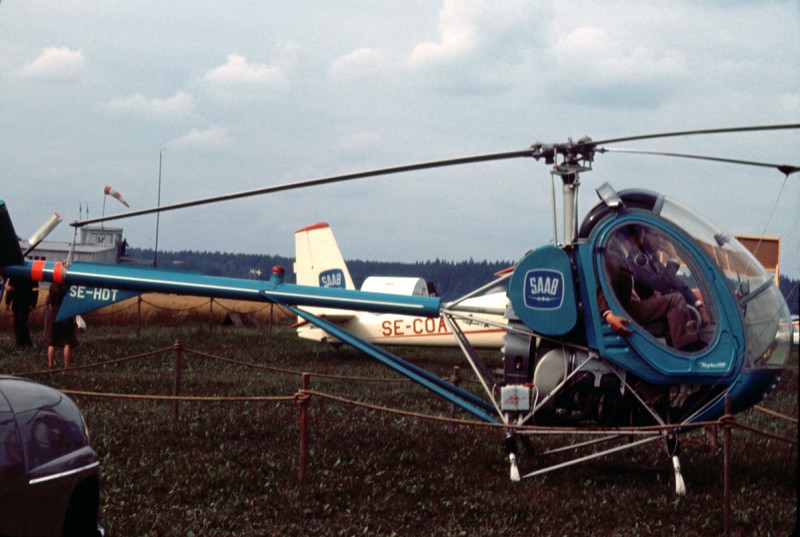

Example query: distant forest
[128,247,800,313]
[127,248,513,301]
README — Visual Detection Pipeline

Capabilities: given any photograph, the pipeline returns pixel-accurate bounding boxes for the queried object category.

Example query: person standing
[4,277,39,347]
[45,281,78,368]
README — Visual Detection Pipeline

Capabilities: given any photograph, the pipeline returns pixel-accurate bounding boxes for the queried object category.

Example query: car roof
[0,376,67,413]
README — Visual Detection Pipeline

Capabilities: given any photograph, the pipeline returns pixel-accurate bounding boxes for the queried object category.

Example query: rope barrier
[62,389,295,403]
[180,347,306,376]
[293,390,312,405]
[182,347,415,382]
[15,340,794,446]
[12,333,790,535]
[299,388,744,435]
[134,296,278,316]
[83,300,139,316]
[305,371,411,383]
[753,404,798,424]
[212,300,274,314]
[730,422,798,446]
[139,297,210,312]
[17,346,176,377]
[303,388,499,428]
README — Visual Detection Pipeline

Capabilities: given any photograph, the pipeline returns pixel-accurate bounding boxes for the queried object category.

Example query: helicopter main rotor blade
[71,148,535,228]
[597,147,800,176]
[592,123,800,146]
[71,123,799,228]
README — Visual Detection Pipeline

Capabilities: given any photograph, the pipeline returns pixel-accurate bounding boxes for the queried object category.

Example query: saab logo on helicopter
[523,269,564,310]
[319,269,345,288]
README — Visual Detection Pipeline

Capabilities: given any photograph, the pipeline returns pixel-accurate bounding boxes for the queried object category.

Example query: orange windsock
[104,185,130,207]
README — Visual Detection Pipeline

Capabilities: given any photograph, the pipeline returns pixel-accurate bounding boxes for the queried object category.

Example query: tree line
[128,247,799,312]
[127,248,512,301]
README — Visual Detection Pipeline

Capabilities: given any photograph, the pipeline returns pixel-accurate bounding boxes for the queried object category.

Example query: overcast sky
[2,1,799,278]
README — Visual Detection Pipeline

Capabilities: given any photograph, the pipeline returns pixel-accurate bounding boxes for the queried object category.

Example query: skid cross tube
[520,433,665,480]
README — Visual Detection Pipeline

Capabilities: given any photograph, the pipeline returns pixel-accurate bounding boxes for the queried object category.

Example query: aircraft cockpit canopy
[658,197,792,368]
[600,221,717,354]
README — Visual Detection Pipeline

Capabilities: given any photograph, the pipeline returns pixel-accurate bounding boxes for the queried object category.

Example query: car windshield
[1,380,89,469]
[0,392,24,479]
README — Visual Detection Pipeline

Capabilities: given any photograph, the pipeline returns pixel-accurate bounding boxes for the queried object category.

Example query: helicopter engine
[502,326,626,425]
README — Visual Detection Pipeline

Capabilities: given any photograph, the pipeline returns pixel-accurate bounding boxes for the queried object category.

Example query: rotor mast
[530,137,596,246]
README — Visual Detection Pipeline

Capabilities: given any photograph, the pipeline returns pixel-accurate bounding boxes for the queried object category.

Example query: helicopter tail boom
[2,258,442,321]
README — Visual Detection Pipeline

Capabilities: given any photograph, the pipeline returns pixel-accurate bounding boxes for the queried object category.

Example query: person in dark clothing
[598,225,707,352]
[45,281,78,368]
[628,227,710,326]
[4,277,39,347]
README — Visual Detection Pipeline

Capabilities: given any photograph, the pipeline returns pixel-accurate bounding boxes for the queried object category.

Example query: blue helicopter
[1,124,796,493]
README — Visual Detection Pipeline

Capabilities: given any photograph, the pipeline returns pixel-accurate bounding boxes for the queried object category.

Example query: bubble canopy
[658,197,792,368]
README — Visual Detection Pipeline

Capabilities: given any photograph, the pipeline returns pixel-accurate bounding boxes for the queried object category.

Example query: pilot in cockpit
[598,224,708,352]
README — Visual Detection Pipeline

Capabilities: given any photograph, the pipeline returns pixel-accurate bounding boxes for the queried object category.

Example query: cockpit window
[659,199,771,295]
[600,222,717,353]
[658,198,792,367]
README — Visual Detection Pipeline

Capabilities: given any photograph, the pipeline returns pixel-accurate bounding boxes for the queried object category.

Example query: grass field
[0,320,796,536]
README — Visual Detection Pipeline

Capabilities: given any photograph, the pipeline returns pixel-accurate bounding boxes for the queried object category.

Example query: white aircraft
[293,222,507,348]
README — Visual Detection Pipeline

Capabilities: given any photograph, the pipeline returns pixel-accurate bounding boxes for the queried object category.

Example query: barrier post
[268,303,274,336]
[722,395,732,535]
[450,366,462,434]
[299,373,310,496]
[209,298,214,333]
[173,341,183,427]
[136,295,142,338]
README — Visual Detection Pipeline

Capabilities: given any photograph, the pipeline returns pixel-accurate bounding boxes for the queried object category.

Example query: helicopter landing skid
[506,429,686,495]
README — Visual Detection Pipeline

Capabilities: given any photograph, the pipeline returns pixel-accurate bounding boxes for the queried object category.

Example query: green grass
[1,324,796,536]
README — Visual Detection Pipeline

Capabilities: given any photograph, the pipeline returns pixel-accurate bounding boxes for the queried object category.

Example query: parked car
[0,375,103,536]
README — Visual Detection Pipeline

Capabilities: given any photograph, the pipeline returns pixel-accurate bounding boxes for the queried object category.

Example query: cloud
[329,48,384,79]
[19,46,86,81]
[783,93,800,114]
[101,91,194,122]
[547,26,688,107]
[200,53,290,101]
[552,27,687,81]
[405,4,477,69]
[166,126,234,151]
[2,2,798,276]
[402,0,550,94]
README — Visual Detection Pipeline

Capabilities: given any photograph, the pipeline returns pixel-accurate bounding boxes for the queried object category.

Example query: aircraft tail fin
[0,200,25,267]
[294,222,355,290]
